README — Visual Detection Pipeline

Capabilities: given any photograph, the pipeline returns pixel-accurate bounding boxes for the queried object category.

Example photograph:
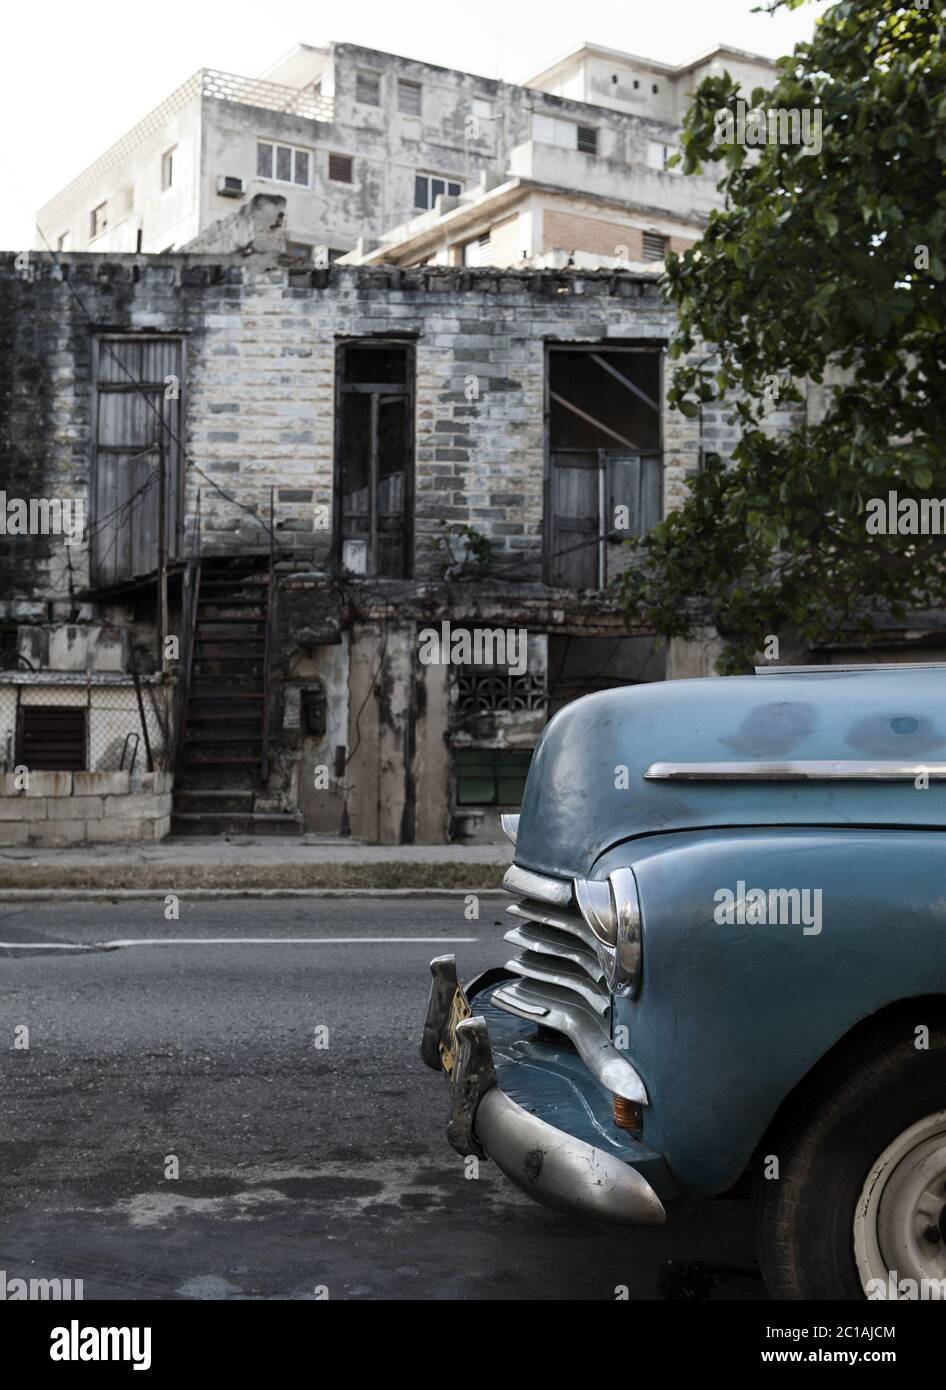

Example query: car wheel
[754,1012,946,1299]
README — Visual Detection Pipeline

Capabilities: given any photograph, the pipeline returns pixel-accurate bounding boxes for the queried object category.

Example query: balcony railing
[38,67,335,226]
[201,69,334,123]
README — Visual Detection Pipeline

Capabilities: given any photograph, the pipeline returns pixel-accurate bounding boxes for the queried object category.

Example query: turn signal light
[613,1096,642,1132]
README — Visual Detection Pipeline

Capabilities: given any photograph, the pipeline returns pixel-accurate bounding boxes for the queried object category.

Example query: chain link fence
[0,678,173,774]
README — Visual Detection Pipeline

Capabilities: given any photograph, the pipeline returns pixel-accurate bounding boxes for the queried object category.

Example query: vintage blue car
[422,663,946,1300]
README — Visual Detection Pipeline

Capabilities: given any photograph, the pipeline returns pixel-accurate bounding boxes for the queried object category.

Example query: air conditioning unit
[216,175,245,199]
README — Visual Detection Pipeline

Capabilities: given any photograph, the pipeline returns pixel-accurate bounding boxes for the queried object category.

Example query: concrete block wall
[0,770,173,845]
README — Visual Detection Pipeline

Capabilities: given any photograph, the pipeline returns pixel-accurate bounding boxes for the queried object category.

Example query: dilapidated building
[1,194,771,846]
[35,40,773,264]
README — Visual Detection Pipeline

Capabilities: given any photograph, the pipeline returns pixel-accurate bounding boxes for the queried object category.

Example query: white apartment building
[36,40,774,265]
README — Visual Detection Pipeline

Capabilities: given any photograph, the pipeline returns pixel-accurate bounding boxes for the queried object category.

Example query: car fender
[593,827,946,1195]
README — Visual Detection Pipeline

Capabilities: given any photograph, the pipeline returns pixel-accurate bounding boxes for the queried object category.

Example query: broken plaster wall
[342,618,453,846]
[292,638,349,835]
[192,42,717,256]
[344,620,418,844]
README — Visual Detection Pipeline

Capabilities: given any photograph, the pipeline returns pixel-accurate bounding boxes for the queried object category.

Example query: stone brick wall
[1,247,694,595]
[0,770,173,846]
[0,252,243,602]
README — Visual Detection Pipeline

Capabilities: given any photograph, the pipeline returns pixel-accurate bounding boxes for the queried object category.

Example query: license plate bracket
[439,983,472,1077]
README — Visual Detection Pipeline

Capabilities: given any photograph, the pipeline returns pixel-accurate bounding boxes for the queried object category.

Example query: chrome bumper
[422,955,666,1227]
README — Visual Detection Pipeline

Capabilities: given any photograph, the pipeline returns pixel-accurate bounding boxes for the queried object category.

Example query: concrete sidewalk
[0,836,514,898]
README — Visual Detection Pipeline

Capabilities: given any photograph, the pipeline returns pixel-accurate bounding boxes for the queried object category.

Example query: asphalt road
[0,899,763,1300]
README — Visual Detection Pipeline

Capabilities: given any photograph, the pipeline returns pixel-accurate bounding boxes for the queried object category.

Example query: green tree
[618,0,946,672]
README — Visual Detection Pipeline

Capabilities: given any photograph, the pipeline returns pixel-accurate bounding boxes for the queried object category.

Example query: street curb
[0,887,510,902]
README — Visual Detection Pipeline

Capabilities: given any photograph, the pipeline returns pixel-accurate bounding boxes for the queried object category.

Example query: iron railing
[261,487,276,783]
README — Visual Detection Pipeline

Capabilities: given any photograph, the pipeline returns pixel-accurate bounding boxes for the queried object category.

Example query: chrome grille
[493,863,648,1103]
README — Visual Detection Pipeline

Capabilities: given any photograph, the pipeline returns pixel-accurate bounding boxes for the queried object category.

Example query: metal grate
[577,125,598,155]
[3,681,168,772]
[455,669,545,714]
[328,152,354,184]
[17,706,87,771]
[642,231,669,262]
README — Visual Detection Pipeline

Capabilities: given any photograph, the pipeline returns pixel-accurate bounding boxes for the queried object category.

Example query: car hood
[514,667,946,880]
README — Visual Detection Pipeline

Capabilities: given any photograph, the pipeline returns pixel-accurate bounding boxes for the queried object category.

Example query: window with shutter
[462,232,491,267]
[642,231,669,261]
[398,79,422,115]
[356,70,381,105]
[329,153,354,183]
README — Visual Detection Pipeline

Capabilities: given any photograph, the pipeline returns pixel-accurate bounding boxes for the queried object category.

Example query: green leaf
[622,1,946,669]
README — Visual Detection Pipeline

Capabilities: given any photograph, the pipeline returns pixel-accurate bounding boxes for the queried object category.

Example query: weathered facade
[1,197,803,846]
[35,40,771,263]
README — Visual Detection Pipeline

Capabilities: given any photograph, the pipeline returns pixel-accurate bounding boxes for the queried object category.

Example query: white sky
[0,0,827,249]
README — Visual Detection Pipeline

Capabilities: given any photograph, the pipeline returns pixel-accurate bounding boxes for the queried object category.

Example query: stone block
[75,771,130,796]
[0,822,30,845]
[24,771,73,798]
[0,796,47,821]
[103,794,163,819]
[90,818,143,843]
[33,819,86,846]
[47,795,104,820]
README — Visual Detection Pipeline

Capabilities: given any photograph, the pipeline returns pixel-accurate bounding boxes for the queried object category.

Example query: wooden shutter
[92,336,183,586]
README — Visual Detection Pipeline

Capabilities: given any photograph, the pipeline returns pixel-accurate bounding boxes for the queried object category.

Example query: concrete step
[173,790,255,813]
[186,714,261,730]
[191,614,265,625]
[170,811,304,837]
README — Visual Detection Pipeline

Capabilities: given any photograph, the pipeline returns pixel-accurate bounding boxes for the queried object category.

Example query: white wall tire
[755,1011,946,1299]
[853,1111,946,1298]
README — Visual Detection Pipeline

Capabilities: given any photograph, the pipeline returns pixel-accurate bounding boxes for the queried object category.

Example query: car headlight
[573,867,642,997]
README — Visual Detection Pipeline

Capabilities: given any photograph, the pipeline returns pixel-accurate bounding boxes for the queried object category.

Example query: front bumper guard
[422,955,665,1227]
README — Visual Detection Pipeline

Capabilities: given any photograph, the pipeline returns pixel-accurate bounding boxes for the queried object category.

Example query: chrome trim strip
[473,1083,665,1227]
[505,901,601,955]
[503,864,572,906]
[644,760,946,782]
[574,877,614,939]
[754,662,946,675]
[496,992,548,1018]
[504,952,610,1014]
[500,813,520,845]
[492,979,648,1102]
[573,867,643,997]
[504,922,605,986]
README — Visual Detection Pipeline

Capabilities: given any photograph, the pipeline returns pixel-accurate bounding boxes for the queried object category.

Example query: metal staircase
[171,556,302,836]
